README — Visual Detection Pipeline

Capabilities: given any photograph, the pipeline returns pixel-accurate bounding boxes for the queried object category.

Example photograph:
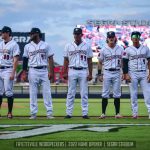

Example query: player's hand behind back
[63,73,68,80]
[125,73,131,83]
[48,73,53,80]
[99,74,103,82]
[147,74,150,83]
[122,74,126,81]
[10,71,15,80]
[21,70,28,82]
[87,74,92,81]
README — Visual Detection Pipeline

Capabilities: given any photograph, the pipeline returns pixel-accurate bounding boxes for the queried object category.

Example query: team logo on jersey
[105,55,121,61]
[69,50,87,56]
[29,49,46,56]
[130,54,146,60]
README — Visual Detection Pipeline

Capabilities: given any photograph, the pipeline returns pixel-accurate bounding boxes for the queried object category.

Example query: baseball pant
[129,71,150,116]
[0,68,13,97]
[66,68,88,116]
[28,68,53,116]
[102,70,121,98]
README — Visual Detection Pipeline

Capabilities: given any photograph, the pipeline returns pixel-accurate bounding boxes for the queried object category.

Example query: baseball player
[63,27,93,119]
[98,31,124,119]
[0,26,20,118]
[123,31,150,119]
[22,27,54,119]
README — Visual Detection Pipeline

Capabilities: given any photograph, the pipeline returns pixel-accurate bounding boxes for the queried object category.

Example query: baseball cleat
[64,115,72,119]
[7,113,13,119]
[82,115,89,119]
[29,114,36,120]
[47,115,54,119]
[132,115,138,119]
[115,114,122,119]
[99,114,106,119]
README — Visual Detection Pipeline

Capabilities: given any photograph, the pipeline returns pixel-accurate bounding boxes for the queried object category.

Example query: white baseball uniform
[0,39,20,96]
[98,45,124,98]
[23,40,53,116]
[64,41,93,116]
[123,45,150,116]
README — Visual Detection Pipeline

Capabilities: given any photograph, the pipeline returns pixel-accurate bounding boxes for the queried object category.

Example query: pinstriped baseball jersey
[123,45,150,71]
[64,41,93,68]
[0,39,20,66]
[23,41,54,67]
[98,45,124,69]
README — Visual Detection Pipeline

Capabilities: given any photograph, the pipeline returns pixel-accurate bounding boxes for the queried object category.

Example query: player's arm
[63,57,69,80]
[23,57,28,71]
[148,59,150,73]
[63,44,69,80]
[122,58,131,82]
[147,58,150,82]
[87,45,93,81]
[97,48,103,82]
[21,44,29,81]
[87,57,93,81]
[122,58,129,74]
[21,57,29,81]
[10,55,19,80]
[146,47,150,82]
[48,55,54,80]
[98,60,103,82]
[98,60,102,74]
[122,48,131,82]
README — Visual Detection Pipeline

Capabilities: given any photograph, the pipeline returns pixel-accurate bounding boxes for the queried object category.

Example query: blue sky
[0,0,150,64]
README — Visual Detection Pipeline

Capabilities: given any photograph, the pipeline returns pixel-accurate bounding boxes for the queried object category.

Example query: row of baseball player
[0,26,150,119]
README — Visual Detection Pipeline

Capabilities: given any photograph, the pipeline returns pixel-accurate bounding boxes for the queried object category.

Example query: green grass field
[0,98,150,150]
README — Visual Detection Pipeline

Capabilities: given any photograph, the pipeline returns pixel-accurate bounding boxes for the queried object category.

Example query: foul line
[0,124,150,127]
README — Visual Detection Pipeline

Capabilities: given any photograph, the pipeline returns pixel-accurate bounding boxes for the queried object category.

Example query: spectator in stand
[117,37,125,48]
[144,34,150,49]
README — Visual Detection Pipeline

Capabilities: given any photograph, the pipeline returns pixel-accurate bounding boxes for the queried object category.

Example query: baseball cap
[73,28,82,35]
[1,26,12,34]
[29,28,41,34]
[131,31,141,39]
[107,31,115,38]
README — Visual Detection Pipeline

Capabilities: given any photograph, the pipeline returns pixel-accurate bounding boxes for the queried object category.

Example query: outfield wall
[10,83,143,99]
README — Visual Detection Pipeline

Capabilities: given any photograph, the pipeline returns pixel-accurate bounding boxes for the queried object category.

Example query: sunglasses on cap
[131,34,140,39]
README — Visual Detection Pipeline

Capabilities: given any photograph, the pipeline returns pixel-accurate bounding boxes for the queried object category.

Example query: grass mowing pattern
[0,98,148,117]
[0,98,150,150]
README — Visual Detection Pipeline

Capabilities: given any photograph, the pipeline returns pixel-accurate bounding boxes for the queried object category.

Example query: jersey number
[81,55,86,61]
[3,54,10,60]
[41,54,46,59]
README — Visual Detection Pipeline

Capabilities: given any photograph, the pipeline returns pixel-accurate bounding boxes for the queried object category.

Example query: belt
[30,66,47,69]
[70,67,87,70]
[105,68,120,71]
[135,70,146,72]
[0,66,12,69]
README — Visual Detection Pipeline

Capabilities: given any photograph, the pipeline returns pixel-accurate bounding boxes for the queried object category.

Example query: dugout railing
[11,83,144,99]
